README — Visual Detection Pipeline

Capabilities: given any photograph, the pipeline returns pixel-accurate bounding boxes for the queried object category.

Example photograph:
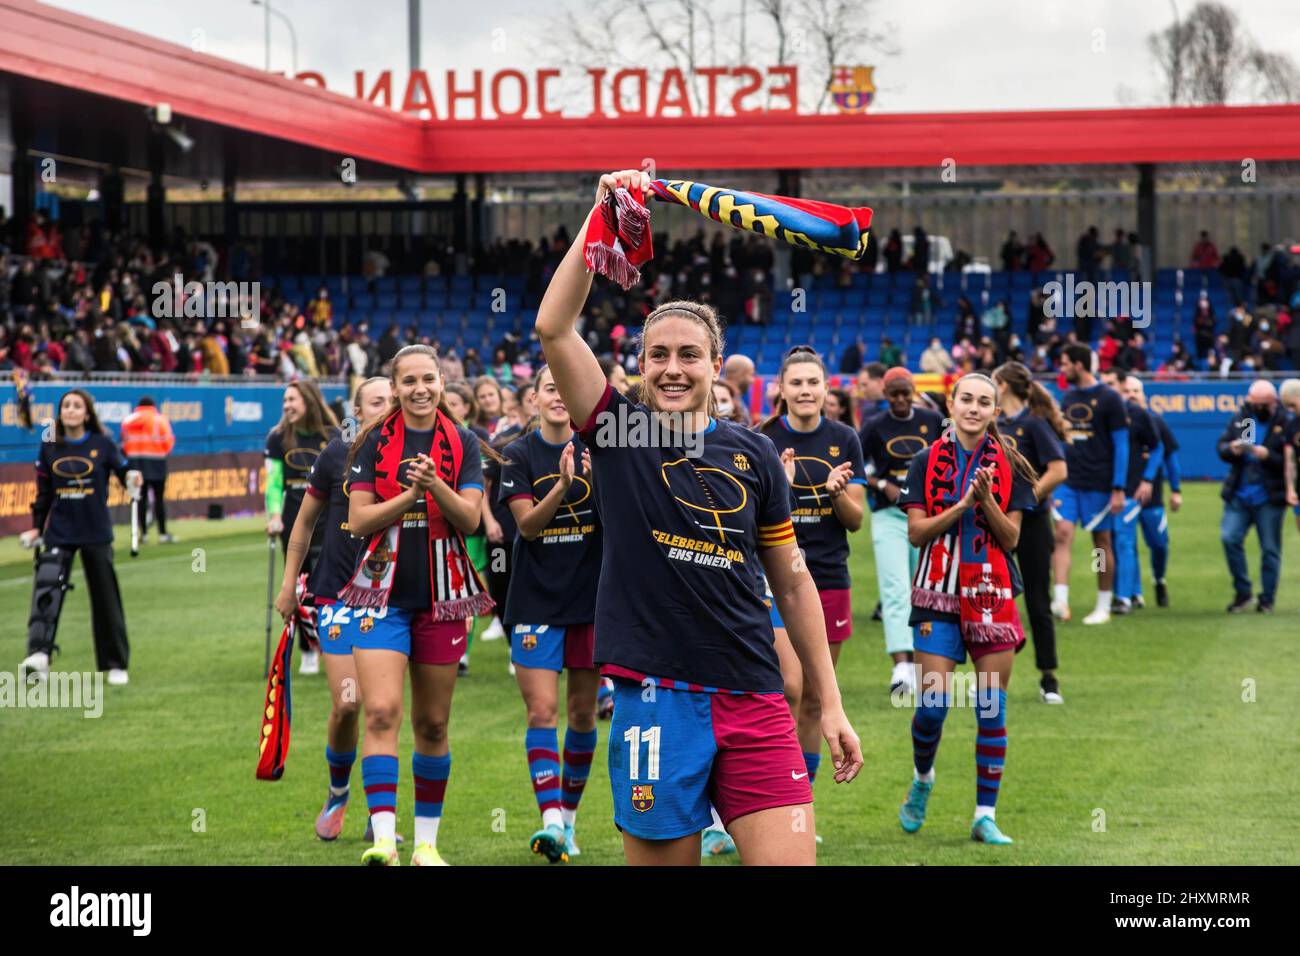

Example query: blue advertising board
[0,382,349,464]
[0,377,1271,481]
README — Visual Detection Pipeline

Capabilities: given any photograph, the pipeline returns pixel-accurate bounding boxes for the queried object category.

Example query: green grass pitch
[1,482,1297,865]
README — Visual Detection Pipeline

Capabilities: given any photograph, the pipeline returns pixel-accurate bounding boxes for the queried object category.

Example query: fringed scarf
[255,622,293,781]
[584,178,873,290]
[337,409,494,621]
[911,434,1025,646]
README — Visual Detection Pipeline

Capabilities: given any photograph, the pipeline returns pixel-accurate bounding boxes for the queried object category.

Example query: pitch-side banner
[0,382,348,465]
[0,450,267,538]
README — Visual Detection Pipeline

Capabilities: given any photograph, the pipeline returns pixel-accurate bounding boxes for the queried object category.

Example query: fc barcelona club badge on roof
[631,785,654,812]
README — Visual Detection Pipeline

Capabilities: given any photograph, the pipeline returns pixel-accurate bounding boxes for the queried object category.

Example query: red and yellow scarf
[337,409,493,620]
[911,434,1024,646]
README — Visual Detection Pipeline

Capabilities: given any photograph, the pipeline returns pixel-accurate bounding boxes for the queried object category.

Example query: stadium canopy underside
[2,0,1299,266]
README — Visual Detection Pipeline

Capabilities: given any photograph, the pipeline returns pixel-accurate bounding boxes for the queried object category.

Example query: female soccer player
[859,367,944,693]
[20,389,142,684]
[896,372,1038,845]
[824,387,857,428]
[474,376,505,436]
[536,168,862,866]
[443,382,491,674]
[993,362,1069,703]
[265,380,338,674]
[499,365,604,863]
[274,376,392,841]
[759,347,867,792]
[344,345,494,866]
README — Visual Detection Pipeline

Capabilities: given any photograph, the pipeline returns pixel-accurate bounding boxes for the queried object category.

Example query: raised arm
[536,170,649,428]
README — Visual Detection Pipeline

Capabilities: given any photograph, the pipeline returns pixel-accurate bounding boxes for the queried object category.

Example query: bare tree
[797,0,899,112]
[1148,1,1299,105]
[532,0,900,116]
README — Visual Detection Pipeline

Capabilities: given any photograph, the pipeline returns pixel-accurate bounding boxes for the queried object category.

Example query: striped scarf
[585,178,873,291]
[911,434,1024,646]
[337,409,493,620]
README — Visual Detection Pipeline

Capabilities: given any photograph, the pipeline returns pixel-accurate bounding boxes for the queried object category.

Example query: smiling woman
[534,168,863,868]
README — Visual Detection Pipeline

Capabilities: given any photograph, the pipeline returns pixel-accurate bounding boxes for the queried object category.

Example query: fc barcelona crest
[828,445,840,458]
[631,785,655,812]
[829,65,876,114]
[522,633,537,651]
[359,616,375,634]
[733,453,750,471]
[328,625,342,640]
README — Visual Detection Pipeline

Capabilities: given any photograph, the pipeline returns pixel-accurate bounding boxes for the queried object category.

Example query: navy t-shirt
[578,385,793,694]
[499,430,602,626]
[859,407,945,511]
[305,436,366,601]
[759,416,867,590]
[898,440,1036,625]
[32,432,130,547]
[266,428,331,531]
[1059,383,1128,492]
[996,409,1065,512]
[1123,401,1162,498]
[1150,411,1179,508]
[350,422,484,609]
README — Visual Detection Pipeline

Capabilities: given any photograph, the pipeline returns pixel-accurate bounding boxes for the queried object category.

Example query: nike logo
[502,480,514,487]
[351,466,361,473]
[451,635,465,645]
[792,771,809,780]
[835,619,849,628]
[898,486,909,495]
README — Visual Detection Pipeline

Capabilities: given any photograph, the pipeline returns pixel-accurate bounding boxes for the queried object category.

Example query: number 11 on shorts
[623,725,661,781]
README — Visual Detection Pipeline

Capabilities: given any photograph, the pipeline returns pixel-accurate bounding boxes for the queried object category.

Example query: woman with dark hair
[993,362,1069,703]
[443,381,492,674]
[824,387,856,428]
[265,379,340,674]
[758,346,867,808]
[711,379,747,423]
[19,389,142,685]
[343,344,494,866]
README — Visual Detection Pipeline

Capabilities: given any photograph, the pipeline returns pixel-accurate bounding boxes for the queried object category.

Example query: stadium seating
[270,266,1279,376]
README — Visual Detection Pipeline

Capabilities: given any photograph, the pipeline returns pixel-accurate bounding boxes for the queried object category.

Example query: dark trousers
[28,543,130,671]
[280,527,323,652]
[1015,507,1058,672]
[143,478,168,535]
[486,536,514,622]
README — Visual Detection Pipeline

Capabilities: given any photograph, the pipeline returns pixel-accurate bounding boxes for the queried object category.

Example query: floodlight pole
[409,0,420,72]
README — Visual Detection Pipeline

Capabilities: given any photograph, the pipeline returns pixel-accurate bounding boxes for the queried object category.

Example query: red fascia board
[0,0,423,169]
[5,0,1300,175]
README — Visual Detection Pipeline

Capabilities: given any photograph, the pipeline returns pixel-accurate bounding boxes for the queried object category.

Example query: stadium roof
[5,0,1300,180]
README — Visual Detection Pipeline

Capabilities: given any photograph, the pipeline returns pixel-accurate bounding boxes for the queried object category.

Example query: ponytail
[988,418,1039,485]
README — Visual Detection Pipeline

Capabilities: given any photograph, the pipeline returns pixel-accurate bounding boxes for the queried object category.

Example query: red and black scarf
[337,409,494,620]
[255,622,293,781]
[911,434,1024,646]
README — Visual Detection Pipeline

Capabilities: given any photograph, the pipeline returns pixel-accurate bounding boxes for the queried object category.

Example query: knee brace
[28,547,73,655]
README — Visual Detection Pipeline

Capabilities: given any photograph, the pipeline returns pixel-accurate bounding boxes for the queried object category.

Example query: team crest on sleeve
[733,453,750,471]
[631,785,655,812]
